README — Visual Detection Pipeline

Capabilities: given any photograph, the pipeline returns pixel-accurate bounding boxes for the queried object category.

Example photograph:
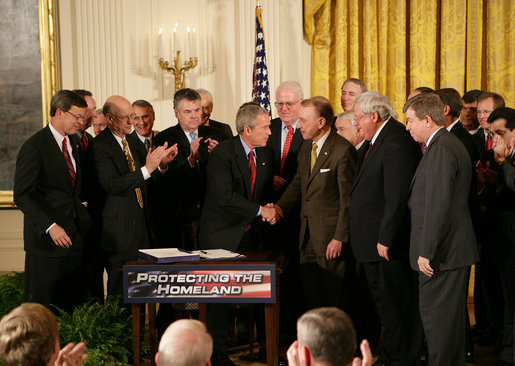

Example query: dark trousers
[363,260,423,366]
[499,263,515,364]
[419,266,469,366]
[25,250,83,314]
[299,239,351,310]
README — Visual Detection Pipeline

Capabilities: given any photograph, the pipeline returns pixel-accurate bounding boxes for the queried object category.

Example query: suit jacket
[277,130,356,257]
[153,124,222,222]
[206,118,233,141]
[502,155,515,191]
[87,127,158,253]
[450,121,480,164]
[14,125,91,257]
[408,128,479,271]
[266,117,304,199]
[199,136,274,250]
[350,119,421,263]
[130,130,156,151]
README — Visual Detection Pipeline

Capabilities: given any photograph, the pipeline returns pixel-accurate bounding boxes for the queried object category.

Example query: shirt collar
[371,117,390,145]
[446,118,460,132]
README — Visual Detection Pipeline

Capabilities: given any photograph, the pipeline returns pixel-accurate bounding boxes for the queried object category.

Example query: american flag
[252,4,271,116]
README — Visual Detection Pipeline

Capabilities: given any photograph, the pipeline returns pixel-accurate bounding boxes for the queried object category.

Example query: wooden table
[125,251,285,366]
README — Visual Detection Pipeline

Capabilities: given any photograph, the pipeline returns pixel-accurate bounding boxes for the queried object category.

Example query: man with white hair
[334,111,366,154]
[286,307,372,366]
[156,319,213,366]
[196,88,233,141]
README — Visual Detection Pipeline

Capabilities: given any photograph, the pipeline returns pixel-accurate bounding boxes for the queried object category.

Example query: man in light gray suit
[404,93,479,366]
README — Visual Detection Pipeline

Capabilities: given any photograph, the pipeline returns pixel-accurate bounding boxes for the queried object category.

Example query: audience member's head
[488,107,515,155]
[132,99,155,138]
[341,78,367,111]
[173,88,202,133]
[0,303,59,366]
[92,109,108,135]
[434,88,463,127]
[291,307,357,366]
[407,86,434,101]
[236,102,271,148]
[298,96,334,141]
[335,111,363,147]
[49,90,88,137]
[403,93,445,144]
[274,81,304,125]
[353,91,393,140]
[155,319,213,366]
[477,92,505,130]
[73,89,97,132]
[103,95,134,138]
[196,88,215,125]
[460,89,482,131]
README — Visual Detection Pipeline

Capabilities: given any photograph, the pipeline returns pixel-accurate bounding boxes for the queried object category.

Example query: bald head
[156,319,213,366]
[103,95,133,137]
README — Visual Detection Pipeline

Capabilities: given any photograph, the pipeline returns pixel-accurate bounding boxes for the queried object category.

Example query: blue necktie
[189,132,196,142]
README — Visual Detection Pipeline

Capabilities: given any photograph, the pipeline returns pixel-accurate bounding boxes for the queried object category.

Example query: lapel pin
[324,152,328,155]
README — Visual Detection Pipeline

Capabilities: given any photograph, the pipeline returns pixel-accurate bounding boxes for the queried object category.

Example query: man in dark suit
[131,99,158,152]
[88,95,176,297]
[435,87,481,362]
[197,88,233,141]
[404,93,479,366]
[473,91,506,345]
[199,103,275,366]
[72,89,96,151]
[488,107,515,366]
[153,88,222,249]
[350,91,423,366]
[460,89,482,134]
[275,96,356,310]
[14,90,91,313]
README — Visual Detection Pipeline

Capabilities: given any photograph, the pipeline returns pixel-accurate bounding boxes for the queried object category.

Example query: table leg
[199,303,207,323]
[149,303,157,366]
[265,302,279,366]
[132,303,141,366]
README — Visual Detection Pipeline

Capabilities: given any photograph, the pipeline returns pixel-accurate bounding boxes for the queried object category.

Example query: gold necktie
[122,139,144,208]
[310,142,318,173]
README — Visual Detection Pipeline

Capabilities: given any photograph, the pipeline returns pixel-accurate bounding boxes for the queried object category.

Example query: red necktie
[81,134,88,150]
[486,135,492,150]
[62,138,76,189]
[280,126,294,173]
[248,150,256,199]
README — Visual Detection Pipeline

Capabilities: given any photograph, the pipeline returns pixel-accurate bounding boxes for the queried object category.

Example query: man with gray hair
[199,102,275,365]
[196,88,233,141]
[286,307,372,366]
[155,319,213,366]
[334,111,366,153]
[405,93,478,366]
[350,91,423,366]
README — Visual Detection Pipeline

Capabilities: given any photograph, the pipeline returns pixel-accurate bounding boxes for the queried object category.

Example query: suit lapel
[254,147,270,202]
[42,126,77,193]
[307,131,334,186]
[410,128,445,190]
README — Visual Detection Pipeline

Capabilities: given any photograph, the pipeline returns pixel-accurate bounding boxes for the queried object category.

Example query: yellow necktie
[122,139,144,209]
[310,142,318,173]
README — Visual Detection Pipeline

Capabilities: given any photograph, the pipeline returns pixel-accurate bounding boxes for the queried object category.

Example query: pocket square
[320,168,331,173]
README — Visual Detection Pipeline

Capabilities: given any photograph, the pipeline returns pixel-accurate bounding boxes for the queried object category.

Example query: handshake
[260,203,284,225]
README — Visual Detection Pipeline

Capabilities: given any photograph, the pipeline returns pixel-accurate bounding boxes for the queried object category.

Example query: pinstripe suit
[408,128,479,366]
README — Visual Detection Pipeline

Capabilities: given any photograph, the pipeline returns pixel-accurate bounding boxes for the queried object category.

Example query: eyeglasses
[477,110,493,116]
[355,113,371,122]
[493,129,507,136]
[274,99,301,109]
[65,111,85,121]
[109,113,132,122]
[132,114,151,122]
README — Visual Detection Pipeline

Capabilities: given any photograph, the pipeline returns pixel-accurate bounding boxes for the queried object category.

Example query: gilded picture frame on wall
[0,0,58,207]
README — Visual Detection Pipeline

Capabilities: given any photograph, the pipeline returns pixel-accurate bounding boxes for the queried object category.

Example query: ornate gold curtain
[305,0,514,118]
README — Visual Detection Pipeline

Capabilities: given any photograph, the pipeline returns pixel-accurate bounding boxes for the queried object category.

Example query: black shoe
[465,350,474,363]
[212,353,235,366]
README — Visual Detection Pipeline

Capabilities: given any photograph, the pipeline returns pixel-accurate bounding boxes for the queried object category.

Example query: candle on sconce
[187,27,192,58]
[192,28,197,58]
[173,27,177,55]
[158,28,163,58]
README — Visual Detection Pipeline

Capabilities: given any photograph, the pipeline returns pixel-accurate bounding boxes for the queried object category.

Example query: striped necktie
[121,139,144,209]
[62,138,76,189]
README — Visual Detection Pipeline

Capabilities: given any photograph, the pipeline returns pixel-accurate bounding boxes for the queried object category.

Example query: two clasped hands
[260,203,283,226]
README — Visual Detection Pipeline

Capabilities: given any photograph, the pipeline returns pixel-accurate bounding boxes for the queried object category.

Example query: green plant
[57,297,133,365]
[0,271,24,319]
